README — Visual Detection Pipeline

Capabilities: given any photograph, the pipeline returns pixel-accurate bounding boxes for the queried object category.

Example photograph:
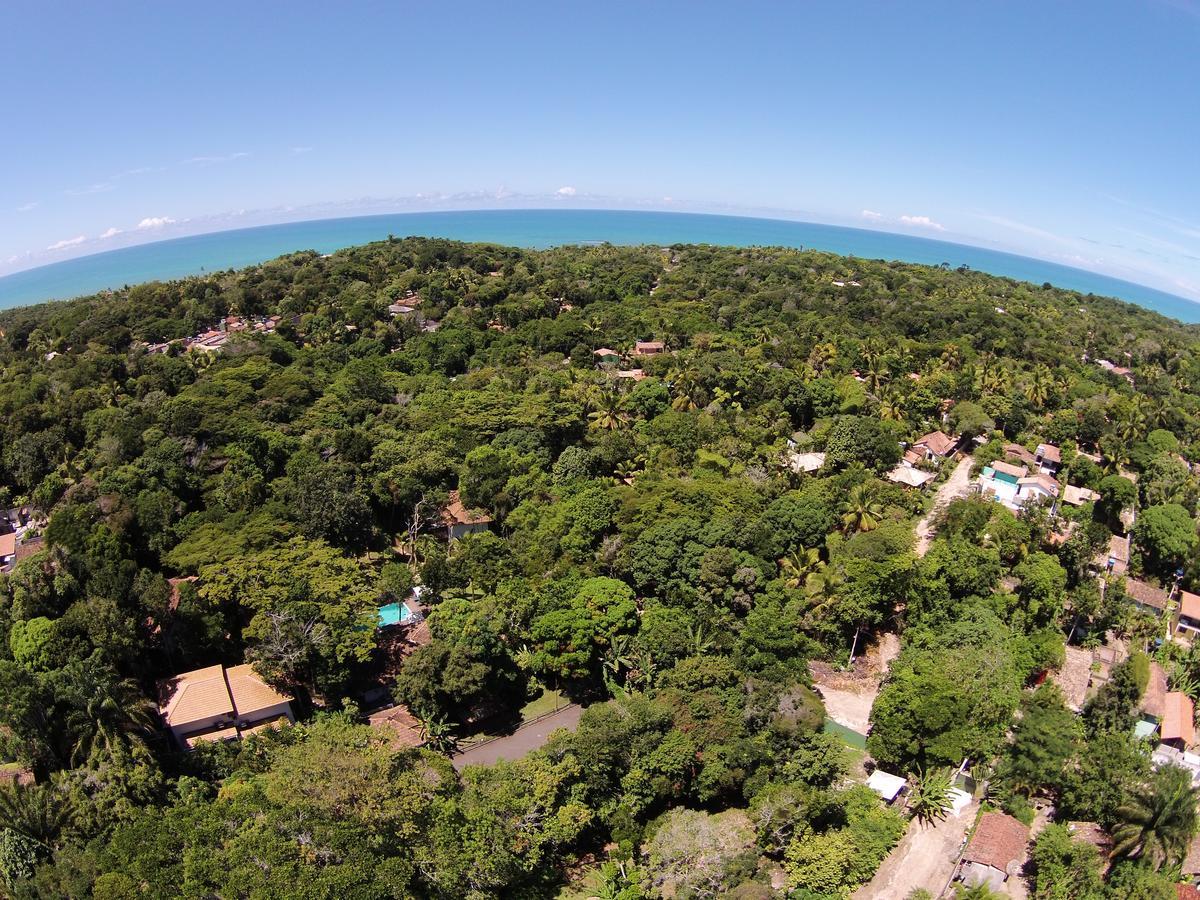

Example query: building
[787,451,826,474]
[977,460,1028,507]
[1017,473,1061,505]
[1124,578,1173,618]
[616,368,646,381]
[1003,443,1038,468]
[1067,822,1112,871]
[866,769,907,804]
[593,347,619,365]
[1179,591,1200,639]
[368,703,424,750]
[1161,691,1197,751]
[1034,443,1062,474]
[1062,484,1099,507]
[441,490,493,542]
[1183,835,1200,886]
[1095,534,1130,576]
[959,811,1029,890]
[886,464,936,488]
[0,532,15,573]
[1138,661,1170,740]
[1052,645,1095,712]
[633,340,665,357]
[157,664,295,750]
[913,430,957,462]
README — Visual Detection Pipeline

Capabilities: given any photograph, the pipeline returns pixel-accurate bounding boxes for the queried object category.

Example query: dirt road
[915,455,975,557]
[854,798,979,899]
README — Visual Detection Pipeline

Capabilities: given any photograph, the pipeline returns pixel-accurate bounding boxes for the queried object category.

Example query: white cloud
[184,152,249,165]
[65,182,114,196]
[555,186,577,197]
[290,146,313,154]
[861,209,884,221]
[46,235,86,251]
[15,201,37,213]
[899,214,945,231]
[98,227,123,239]
[137,216,176,230]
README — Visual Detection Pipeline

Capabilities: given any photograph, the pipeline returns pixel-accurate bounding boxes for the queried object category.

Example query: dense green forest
[2,238,1200,898]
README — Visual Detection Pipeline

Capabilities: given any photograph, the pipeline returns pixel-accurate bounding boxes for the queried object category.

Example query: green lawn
[520,689,568,723]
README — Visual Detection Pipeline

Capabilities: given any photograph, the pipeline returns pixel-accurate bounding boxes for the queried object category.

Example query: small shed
[867,769,907,804]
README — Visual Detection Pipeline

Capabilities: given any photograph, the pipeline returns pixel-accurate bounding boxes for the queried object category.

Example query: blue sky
[2,1,1199,299]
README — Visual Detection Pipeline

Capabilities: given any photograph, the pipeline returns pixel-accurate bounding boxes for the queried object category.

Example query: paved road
[915,455,975,557]
[452,704,583,770]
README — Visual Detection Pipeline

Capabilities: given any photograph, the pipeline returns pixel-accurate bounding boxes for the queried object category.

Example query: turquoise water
[377,601,412,628]
[1,209,1198,322]
[824,717,868,750]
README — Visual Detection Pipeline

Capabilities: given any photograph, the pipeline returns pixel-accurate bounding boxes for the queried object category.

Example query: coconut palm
[808,341,837,374]
[841,483,884,533]
[879,393,906,423]
[804,562,846,617]
[778,547,822,589]
[588,390,630,431]
[1110,764,1199,869]
[602,632,636,688]
[1024,365,1052,409]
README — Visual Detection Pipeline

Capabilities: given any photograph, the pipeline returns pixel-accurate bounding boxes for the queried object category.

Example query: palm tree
[1024,365,1052,409]
[1110,765,1199,869]
[687,623,715,655]
[67,674,157,765]
[588,390,630,431]
[803,562,846,618]
[418,714,460,755]
[841,483,884,533]
[778,547,822,589]
[808,341,837,374]
[0,782,73,848]
[879,393,906,423]
[908,767,954,825]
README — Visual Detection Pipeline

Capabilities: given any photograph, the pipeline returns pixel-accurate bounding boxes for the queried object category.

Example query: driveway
[853,798,979,899]
[915,455,974,557]
[811,633,900,734]
[452,704,583,770]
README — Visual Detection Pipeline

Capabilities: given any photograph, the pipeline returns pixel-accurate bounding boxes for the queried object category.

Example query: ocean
[1,209,1197,322]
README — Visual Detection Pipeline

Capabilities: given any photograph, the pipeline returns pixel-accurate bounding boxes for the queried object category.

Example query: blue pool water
[1,209,1198,322]
[377,602,413,628]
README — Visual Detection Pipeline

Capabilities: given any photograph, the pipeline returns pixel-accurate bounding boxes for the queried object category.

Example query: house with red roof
[958,811,1029,890]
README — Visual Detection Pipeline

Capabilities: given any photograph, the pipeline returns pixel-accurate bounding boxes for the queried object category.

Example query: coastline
[1,208,1198,323]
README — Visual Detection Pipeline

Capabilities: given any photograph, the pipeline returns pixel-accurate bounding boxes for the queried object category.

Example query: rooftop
[1018,474,1061,495]
[963,811,1029,873]
[1035,443,1062,463]
[989,460,1028,479]
[914,430,956,457]
[158,664,234,726]
[441,490,493,527]
[887,465,935,488]
[225,664,292,719]
[1182,590,1200,621]
[0,532,15,558]
[1162,691,1196,747]
[788,451,826,474]
[1125,578,1171,611]
[1143,661,1169,720]
[1062,484,1099,506]
[1053,645,1094,712]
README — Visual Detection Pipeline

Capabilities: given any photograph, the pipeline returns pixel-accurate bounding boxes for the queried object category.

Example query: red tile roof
[0,533,15,558]
[964,811,1029,873]
[1162,691,1196,747]
[915,431,956,457]
[441,490,492,527]
[1143,662,1168,719]
[1036,443,1062,463]
[1182,591,1200,621]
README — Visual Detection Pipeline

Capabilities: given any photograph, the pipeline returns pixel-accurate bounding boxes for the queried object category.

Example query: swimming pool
[377,601,413,628]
